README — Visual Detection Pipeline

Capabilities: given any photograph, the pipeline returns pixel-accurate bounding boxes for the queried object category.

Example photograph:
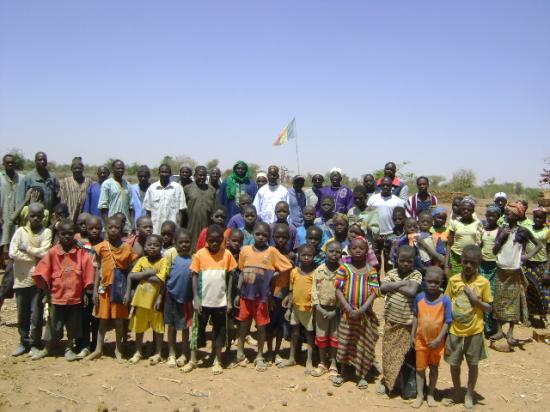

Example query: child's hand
[427,337,442,350]
[349,309,361,319]
[193,297,202,314]
[281,296,290,309]
[284,309,291,322]
[233,295,240,309]
[83,294,89,308]
[154,297,162,311]
[410,334,416,348]
[463,286,479,305]
[93,290,99,307]
[326,310,337,320]
[123,292,131,306]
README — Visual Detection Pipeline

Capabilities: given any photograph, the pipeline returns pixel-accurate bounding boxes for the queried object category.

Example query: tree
[206,159,220,170]
[449,169,476,191]
[540,156,550,186]
[7,147,27,170]
[427,175,446,188]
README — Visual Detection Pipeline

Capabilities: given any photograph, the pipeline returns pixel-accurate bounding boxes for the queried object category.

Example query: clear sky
[1,1,548,186]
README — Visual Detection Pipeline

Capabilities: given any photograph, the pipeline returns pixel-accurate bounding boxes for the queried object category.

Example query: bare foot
[464,391,475,410]
[277,359,296,368]
[115,349,123,361]
[489,331,505,341]
[411,398,423,409]
[84,350,102,361]
[427,395,437,407]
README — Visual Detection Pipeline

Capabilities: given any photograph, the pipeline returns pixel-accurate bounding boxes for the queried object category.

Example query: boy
[126,234,168,365]
[382,206,406,271]
[444,245,493,410]
[184,224,237,374]
[306,225,327,266]
[347,185,380,246]
[270,201,299,256]
[9,202,52,358]
[314,197,336,240]
[31,220,95,360]
[226,228,244,353]
[126,216,154,256]
[297,205,322,245]
[411,266,452,408]
[227,193,254,229]
[161,220,177,250]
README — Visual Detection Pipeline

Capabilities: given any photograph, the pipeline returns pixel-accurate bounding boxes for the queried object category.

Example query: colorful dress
[524,226,550,317]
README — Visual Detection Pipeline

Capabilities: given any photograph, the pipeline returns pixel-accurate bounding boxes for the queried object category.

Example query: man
[18,152,59,212]
[362,173,379,199]
[318,168,354,214]
[184,166,216,249]
[83,166,110,218]
[253,165,289,224]
[59,157,92,223]
[0,153,21,268]
[305,173,322,209]
[405,176,437,219]
[179,165,193,188]
[130,165,151,227]
[143,164,187,234]
[376,162,409,201]
[98,159,134,233]
[209,167,222,192]
[288,175,306,227]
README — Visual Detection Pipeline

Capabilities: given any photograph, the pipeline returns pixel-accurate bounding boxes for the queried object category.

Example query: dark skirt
[524,261,549,317]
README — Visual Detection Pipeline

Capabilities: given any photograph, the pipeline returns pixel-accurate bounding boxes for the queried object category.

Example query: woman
[217,161,258,224]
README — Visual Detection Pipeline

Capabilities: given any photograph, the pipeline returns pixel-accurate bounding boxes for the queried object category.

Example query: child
[524,207,550,327]
[227,193,254,229]
[126,234,168,365]
[345,224,380,271]
[195,205,227,251]
[49,203,70,242]
[306,225,326,266]
[411,266,452,408]
[31,220,95,360]
[297,205,317,246]
[165,229,193,368]
[234,222,292,371]
[379,245,422,396]
[8,202,52,358]
[314,197,336,240]
[161,220,177,250]
[311,240,342,377]
[444,245,493,410]
[241,205,258,246]
[271,201,299,260]
[185,224,238,374]
[347,185,380,246]
[382,206,406,271]
[226,228,244,352]
[279,244,316,373]
[479,204,500,335]
[450,196,464,221]
[12,187,50,227]
[332,237,380,388]
[430,206,449,256]
[491,202,541,345]
[75,212,90,241]
[126,216,154,256]
[113,212,129,239]
[86,216,139,360]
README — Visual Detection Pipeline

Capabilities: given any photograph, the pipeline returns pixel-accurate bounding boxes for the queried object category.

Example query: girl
[480,204,500,335]
[430,206,449,256]
[195,205,227,251]
[241,205,258,246]
[447,197,482,276]
[332,237,380,389]
[314,197,336,241]
[524,207,550,327]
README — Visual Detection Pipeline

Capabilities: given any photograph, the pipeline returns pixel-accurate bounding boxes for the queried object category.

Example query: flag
[273,118,296,146]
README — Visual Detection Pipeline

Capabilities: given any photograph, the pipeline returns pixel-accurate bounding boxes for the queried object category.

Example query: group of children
[5,174,550,411]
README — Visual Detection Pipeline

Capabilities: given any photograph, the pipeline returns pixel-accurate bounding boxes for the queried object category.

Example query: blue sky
[1,1,548,186]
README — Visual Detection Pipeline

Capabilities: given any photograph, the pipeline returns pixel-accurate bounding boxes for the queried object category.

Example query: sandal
[211,362,224,375]
[228,356,249,368]
[277,359,296,369]
[328,366,339,377]
[310,364,328,377]
[331,374,344,387]
[176,355,187,368]
[274,354,284,366]
[129,352,142,365]
[254,358,268,372]
[167,355,177,368]
[357,378,369,389]
[149,354,162,365]
[181,361,197,373]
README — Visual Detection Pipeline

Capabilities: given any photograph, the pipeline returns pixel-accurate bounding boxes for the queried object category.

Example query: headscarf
[225,160,250,200]
[333,213,349,223]
[330,167,342,176]
[256,172,267,179]
[507,202,526,219]
[461,196,477,207]
[486,203,502,215]
[533,206,547,214]
[431,206,447,217]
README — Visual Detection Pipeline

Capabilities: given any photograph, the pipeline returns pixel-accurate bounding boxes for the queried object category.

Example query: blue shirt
[17,169,60,211]
[413,292,453,325]
[83,182,102,218]
[166,255,193,303]
[288,187,306,227]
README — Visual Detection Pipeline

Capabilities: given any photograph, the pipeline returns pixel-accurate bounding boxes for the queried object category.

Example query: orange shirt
[414,292,452,350]
[94,240,138,286]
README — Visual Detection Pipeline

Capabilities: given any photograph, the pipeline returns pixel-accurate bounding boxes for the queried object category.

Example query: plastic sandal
[254,358,268,372]
[310,365,328,377]
[181,361,197,373]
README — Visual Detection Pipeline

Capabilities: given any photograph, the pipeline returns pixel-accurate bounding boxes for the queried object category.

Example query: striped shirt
[59,176,93,222]
[334,262,379,312]
[383,269,422,325]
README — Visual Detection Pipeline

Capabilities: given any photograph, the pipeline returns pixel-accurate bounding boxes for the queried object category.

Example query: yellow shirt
[448,219,482,255]
[526,227,549,263]
[445,273,493,336]
[289,267,314,311]
[131,256,169,309]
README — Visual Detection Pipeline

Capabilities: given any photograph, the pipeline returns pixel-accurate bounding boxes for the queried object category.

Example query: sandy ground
[1,296,549,412]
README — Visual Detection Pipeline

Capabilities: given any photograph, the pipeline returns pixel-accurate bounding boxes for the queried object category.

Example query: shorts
[416,346,444,371]
[266,296,286,335]
[129,306,165,334]
[163,294,193,330]
[46,304,83,343]
[444,332,487,367]
[192,306,227,350]
[315,305,338,348]
[290,308,314,331]
[236,298,270,327]
[94,286,129,320]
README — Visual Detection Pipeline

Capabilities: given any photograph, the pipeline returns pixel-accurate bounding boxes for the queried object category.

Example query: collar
[54,244,78,255]
[156,181,174,189]
[376,176,401,186]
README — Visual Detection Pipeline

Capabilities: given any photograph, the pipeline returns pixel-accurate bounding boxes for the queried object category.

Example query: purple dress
[317,185,354,215]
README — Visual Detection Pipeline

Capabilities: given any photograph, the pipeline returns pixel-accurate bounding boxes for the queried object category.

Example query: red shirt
[33,244,95,305]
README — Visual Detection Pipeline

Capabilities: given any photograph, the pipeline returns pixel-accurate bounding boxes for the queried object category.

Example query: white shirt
[367,193,405,235]
[253,184,289,224]
[143,180,187,234]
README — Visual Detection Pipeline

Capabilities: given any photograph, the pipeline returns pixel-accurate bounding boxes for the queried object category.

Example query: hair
[324,239,342,250]
[397,244,416,259]
[452,196,464,205]
[206,223,225,238]
[194,165,207,175]
[174,228,191,240]
[299,243,316,255]
[239,193,253,203]
[136,216,152,227]
[275,201,289,210]
[320,196,335,204]
[53,203,69,217]
[425,266,444,280]
[71,156,83,167]
[57,219,76,233]
[137,165,151,175]
[28,202,45,214]
[253,221,271,236]
[86,215,102,227]
[213,204,228,215]
[462,244,482,261]
[113,212,126,222]
[306,225,323,237]
[106,216,123,227]
[158,163,172,174]
[111,159,124,168]
[417,210,433,220]
[76,212,90,224]
[302,205,316,214]
[160,220,177,232]
[416,176,429,185]
[3,153,15,162]
[229,228,244,240]
[243,205,257,215]
[273,223,290,236]
[348,223,365,236]
[353,185,367,197]
[392,206,406,217]
[145,234,163,245]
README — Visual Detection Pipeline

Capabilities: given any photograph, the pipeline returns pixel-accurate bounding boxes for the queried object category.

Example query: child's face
[433,213,447,228]
[211,210,227,225]
[363,175,375,191]
[397,253,414,273]
[227,232,243,253]
[58,226,76,249]
[253,226,269,247]
[306,231,322,248]
[320,199,334,215]
[353,194,366,208]
[138,219,154,238]
[393,212,406,228]
[460,203,474,220]
[485,211,499,227]
[239,196,252,209]
[533,211,546,227]
[28,210,44,230]
[461,254,480,277]
[86,221,102,241]
[418,215,432,232]
[302,208,316,224]
[244,210,257,227]
[347,226,362,241]
[117,215,127,231]
[206,232,224,253]
[77,217,88,234]
[325,243,342,263]
[506,210,518,224]
[256,176,268,188]
[452,199,462,216]
[145,237,162,257]
[273,228,290,249]
[299,249,314,267]
[107,221,122,242]
[275,204,289,222]
[349,239,368,261]
[425,272,442,295]
[175,235,191,256]
[333,218,348,236]
[161,226,175,248]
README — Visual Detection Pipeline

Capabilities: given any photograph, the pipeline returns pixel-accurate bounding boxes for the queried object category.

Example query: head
[451,196,464,217]
[397,245,416,274]
[362,174,375,192]
[383,162,396,178]
[347,224,365,242]
[144,234,163,258]
[305,225,323,249]
[292,175,305,191]
[158,163,172,185]
[431,206,448,228]
[97,166,110,183]
[2,154,16,173]
[267,166,279,186]
[298,244,316,268]
[71,157,84,180]
[209,167,221,185]
[110,159,125,180]
[76,212,90,235]
[106,216,123,242]
[194,166,208,186]
[312,174,324,189]
[506,201,526,224]
[349,236,369,263]
[417,211,433,232]
[353,185,367,208]
[53,203,69,220]
[460,197,476,220]
[494,192,507,211]
[416,176,429,196]
[243,205,258,228]
[160,220,177,248]
[57,219,76,250]
[380,176,393,197]
[256,172,268,188]
[211,205,227,225]
[179,166,193,184]
[28,202,45,230]
[273,223,290,250]
[533,208,547,228]
[329,169,343,187]
[392,206,407,229]
[86,216,102,241]
[320,196,335,217]
[206,224,225,253]
[238,193,253,210]
[485,204,501,227]
[174,229,192,257]
[425,266,444,296]
[253,222,270,248]
[227,228,244,254]
[274,201,290,223]
[113,212,127,232]
[302,206,316,225]
[233,161,248,178]
[461,244,482,278]
[404,218,419,235]
[325,240,343,264]
[332,213,349,237]
[34,152,48,172]
[136,216,154,238]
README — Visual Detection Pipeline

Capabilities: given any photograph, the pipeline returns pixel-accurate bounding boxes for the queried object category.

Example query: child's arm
[417,236,445,265]
[92,266,101,306]
[284,291,293,321]
[234,271,243,308]
[8,230,33,262]
[336,288,353,314]
[380,279,407,293]
[226,270,233,313]
[445,231,455,269]
[463,286,492,313]
[10,188,33,224]
[357,291,376,317]
[428,322,449,350]
[192,272,201,314]
[154,281,164,311]
[410,316,418,348]
[25,231,53,259]
[396,280,420,298]
[522,229,543,262]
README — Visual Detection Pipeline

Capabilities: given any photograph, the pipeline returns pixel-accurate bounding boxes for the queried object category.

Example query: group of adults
[0,152,438,259]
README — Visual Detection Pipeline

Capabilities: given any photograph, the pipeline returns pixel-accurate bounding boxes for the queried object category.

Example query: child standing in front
[126,234,168,365]
[184,224,237,374]
[411,266,452,408]
[479,204,500,336]
[332,237,380,389]
[444,245,493,410]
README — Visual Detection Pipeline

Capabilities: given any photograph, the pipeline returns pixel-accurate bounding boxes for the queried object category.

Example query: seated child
[314,197,336,241]
[195,205,227,251]
[126,216,154,257]
[241,205,258,246]
[227,193,254,229]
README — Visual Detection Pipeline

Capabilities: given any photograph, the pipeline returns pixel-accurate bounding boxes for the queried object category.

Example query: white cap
[330,167,342,175]
[494,192,507,200]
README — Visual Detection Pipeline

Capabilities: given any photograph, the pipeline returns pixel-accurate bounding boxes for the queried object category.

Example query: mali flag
[273,118,296,146]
